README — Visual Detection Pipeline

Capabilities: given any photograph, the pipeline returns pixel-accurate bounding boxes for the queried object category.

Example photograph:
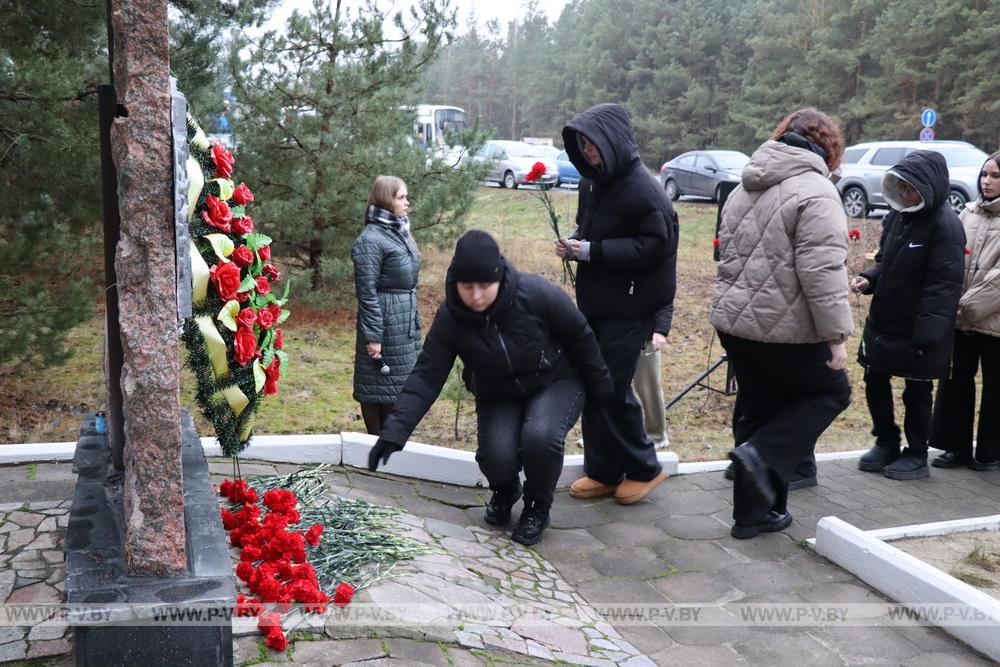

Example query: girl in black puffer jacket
[853,150,966,480]
[368,231,613,546]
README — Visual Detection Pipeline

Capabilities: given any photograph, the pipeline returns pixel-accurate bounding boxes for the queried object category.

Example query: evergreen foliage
[420,0,1000,165]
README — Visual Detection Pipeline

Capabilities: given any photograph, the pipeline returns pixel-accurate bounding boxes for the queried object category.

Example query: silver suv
[836,141,988,218]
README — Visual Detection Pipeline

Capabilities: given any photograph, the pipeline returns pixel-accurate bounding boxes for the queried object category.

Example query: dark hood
[445,258,520,324]
[890,150,951,211]
[562,103,640,183]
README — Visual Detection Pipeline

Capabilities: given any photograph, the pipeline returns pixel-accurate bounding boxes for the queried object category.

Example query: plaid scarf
[366,205,411,236]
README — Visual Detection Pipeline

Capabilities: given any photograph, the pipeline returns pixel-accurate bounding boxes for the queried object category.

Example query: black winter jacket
[858,150,966,379]
[562,104,678,320]
[379,260,614,447]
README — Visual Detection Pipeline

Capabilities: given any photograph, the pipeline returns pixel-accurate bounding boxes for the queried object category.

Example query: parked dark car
[659,150,750,202]
[835,140,988,218]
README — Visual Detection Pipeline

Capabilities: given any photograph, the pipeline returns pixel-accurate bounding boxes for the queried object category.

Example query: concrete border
[0,434,679,489]
[812,515,1000,661]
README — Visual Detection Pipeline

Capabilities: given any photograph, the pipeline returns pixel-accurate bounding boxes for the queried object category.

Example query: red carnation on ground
[333,582,355,606]
[525,161,546,182]
[211,143,235,179]
[305,524,323,546]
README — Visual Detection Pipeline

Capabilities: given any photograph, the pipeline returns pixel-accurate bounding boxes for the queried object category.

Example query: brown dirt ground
[894,529,1000,594]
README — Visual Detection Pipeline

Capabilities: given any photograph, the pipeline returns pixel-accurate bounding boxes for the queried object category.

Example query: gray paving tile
[587,521,669,548]
[650,536,741,571]
[587,546,674,579]
[809,626,922,664]
[717,561,813,597]
[383,638,450,666]
[651,571,744,604]
[655,514,730,540]
[648,643,744,666]
[731,630,842,666]
[576,578,669,606]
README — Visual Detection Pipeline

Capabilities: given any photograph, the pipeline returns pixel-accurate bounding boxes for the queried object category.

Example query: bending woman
[352,176,422,435]
[368,230,612,546]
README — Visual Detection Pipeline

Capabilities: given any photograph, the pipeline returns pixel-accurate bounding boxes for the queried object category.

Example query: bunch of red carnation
[218,479,355,652]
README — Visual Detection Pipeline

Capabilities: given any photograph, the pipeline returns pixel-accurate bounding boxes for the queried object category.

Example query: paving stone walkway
[2,456,999,665]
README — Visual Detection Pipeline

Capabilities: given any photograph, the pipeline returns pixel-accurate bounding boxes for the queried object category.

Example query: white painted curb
[813,515,1000,661]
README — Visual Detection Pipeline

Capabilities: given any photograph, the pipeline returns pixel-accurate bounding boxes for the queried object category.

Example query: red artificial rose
[232,245,254,268]
[201,195,233,232]
[256,308,275,330]
[211,143,235,179]
[333,582,355,606]
[305,524,323,547]
[233,182,255,205]
[237,291,250,303]
[264,357,281,396]
[255,276,271,295]
[209,260,242,302]
[263,264,280,282]
[848,229,861,241]
[274,329,284,350]
[258,244,271,261]
[237,307,257,330]
[232,215,254,235]
[233,327,258,366]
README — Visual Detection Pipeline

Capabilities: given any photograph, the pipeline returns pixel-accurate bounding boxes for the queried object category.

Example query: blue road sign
[919,127,935,142]
[921,108,937,128]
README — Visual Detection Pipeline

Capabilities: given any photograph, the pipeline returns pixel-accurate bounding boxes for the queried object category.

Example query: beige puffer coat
[710,141,853,344]
[955,197,1000,337]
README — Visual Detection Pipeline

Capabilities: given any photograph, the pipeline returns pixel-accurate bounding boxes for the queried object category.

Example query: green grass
[0,188,929,462]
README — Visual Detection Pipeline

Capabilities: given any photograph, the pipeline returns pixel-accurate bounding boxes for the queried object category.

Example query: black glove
[368,438,403,472]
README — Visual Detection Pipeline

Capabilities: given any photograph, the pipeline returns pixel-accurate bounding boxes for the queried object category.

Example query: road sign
[921,108,937,128]
[919,127,935,142]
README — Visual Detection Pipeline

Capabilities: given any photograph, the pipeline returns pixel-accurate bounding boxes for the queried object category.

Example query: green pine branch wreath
[182,115,290,456]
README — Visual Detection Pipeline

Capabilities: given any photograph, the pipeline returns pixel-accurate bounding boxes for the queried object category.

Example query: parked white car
[836,141,988,218]
[469,140,559,189]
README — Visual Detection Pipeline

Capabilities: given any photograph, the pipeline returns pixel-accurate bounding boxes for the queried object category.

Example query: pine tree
[229,0,486,291]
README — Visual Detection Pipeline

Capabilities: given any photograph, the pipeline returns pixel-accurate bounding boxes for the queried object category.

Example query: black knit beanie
[449,230,504,283]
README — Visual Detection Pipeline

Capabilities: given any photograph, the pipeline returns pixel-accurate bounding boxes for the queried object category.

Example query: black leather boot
[511,500,549,546]
[883,448,929,480]
[931,451,972,468]
[729,443,776,507]
[858,443,900,472]
[731,510,794,539]
[484,482,522,526]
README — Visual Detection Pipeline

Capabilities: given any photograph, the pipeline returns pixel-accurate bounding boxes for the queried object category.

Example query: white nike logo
[908,242,924,249]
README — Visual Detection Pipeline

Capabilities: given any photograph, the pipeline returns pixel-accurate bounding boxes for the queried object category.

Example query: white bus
[413,104,468,148]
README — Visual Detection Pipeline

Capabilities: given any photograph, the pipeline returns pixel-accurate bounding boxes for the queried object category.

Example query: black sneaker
[931,451,972,468]
[484,483,522,527]
[969,460,1000,472]
[883,449,929,480]
[788,457,818,490]
[511,503,549,546]
[858,443,900,472]
[731,510,793,540]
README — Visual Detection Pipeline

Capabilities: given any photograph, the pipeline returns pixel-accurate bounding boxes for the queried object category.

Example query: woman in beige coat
[710,107,853,539]
[930,150,1000,470]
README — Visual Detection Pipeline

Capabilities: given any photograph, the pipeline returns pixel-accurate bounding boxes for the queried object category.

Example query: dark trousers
[863,369,932,453]
[360,402,393,436]
[581,316,661,484]
[719,333,851,523]
[930,330,1000,463]
[476,375,585,509]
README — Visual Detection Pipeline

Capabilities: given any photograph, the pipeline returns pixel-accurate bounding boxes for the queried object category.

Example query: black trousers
[930,330,1000,463]
[581,316,661,484]
[719,333,851,523]
[475,375,585,509]
[360,402,393,436]
[863,369,932,453]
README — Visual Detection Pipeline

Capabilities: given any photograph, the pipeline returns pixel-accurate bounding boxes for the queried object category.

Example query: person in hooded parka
[852,150,966,480]
[555,103,678,506]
